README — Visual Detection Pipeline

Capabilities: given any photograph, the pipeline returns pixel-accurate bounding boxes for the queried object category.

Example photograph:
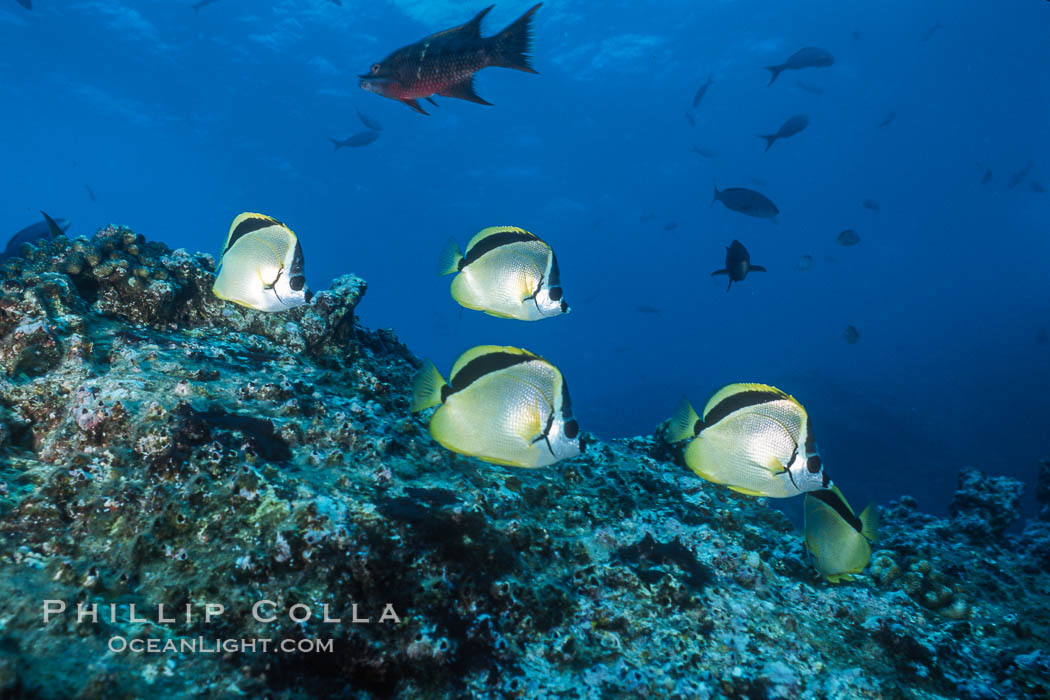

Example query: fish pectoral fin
[401,98,429,115]
[440,77,492,105]
[761,455,787,474]
[749,265,767,272]
[519,405,544,446]
[711,269,728,276]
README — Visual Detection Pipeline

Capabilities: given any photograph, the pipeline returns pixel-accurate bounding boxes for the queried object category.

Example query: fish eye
[371,63,381,74]
[807,455,822,473]
[564,420,579,439]
[289,275,305,291]
[548,287,562,301]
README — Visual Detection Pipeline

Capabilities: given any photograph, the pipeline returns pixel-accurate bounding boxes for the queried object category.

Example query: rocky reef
[0,227,1048,699]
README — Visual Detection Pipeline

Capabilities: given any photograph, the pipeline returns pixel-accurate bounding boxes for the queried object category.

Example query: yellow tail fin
[859,504,879,543]
[411,360,447,412]
[437,237,463,276]
[666,395,701,443]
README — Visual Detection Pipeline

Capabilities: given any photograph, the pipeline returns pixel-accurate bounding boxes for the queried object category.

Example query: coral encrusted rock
[0,227,1048,699]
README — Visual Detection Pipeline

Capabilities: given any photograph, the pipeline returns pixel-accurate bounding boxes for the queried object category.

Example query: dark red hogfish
[359,4,541,115]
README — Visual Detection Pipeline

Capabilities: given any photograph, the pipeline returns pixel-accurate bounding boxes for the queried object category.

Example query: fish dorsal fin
[448,345,540,393]
[224,212,289,256]
[462,226,541,265]
[460,4,494,37]
[429,4,493,41]
[40,211,65,238]
[701,383,794,425]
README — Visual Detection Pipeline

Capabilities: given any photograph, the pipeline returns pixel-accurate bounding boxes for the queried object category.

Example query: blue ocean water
[2,0,1047,515]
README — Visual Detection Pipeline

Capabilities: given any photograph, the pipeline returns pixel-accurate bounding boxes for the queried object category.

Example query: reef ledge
[0,226,1047,699]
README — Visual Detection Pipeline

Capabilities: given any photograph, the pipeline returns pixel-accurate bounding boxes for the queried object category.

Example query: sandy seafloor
[0,226,1048,698]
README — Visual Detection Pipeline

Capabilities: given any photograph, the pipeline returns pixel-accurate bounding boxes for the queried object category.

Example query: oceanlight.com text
[108,636,335,654]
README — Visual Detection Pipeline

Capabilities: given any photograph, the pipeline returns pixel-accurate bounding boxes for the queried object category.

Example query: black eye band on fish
[804,418,817,456]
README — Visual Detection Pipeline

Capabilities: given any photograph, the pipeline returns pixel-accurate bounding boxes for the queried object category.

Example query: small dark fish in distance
[330,130,380,150]
[878,111,896,128]
[663,221,678,231]
[797,254,813,271]
[356,107,382,131]
[192,0,219,13]
[862,199,880,211]
[843,325,860,344]
[760,114,809,151]
[795,80,824,95]
[1008,160,1034,188]
[85,184,97,202]
[711,239,765,291]
[692,74,713,109]
[2,213,71,261]
[981,167,992,184]
[692,145,716,158]
[685,112,696,127]
[16,0,31,9]
[635,305,661,314]
[359,3,541,115]
[1033,181,1046,193]
[837,229,861,246]
[921,22,942,42]
[713,185,779,219]
[765,47,834,86]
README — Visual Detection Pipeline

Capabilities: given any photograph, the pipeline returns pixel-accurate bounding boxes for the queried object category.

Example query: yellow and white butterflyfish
[411,345,581,468]
[438,226,569,321]
[212,212,310,312]
[804,485,878,583]
[666,383,830,498]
